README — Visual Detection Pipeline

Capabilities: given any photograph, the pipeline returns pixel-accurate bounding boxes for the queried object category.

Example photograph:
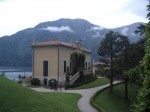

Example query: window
[43,60,48,76]
[64,61,66,72]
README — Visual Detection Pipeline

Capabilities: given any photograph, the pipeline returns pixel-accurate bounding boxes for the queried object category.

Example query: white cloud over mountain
[121,27,129,35]
[41,26,73,32]
[86,26,104,32]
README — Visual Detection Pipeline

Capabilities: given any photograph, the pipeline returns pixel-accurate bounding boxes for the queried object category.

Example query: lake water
[0,67,32,81]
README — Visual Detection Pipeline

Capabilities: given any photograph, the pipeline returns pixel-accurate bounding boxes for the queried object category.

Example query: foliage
[48,79,58,87]
[31,78,40,85]
[70,52,85,74]
[114,37,145,77]
[125,65,144,85]
[0,72,6,77]
[135,24,146,35]
[69,74,97,88]
[98,31,129,92]
[70,52,78,74]
[70,52,85,83]
[0,76,80,112]
[133,3,150,112]
[78,53,85,71]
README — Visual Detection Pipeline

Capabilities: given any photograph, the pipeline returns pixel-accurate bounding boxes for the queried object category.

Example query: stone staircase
[23,75,32,84]
[70,72,79,85]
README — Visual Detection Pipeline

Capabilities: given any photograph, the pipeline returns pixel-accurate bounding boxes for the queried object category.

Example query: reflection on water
[0,67,32,81]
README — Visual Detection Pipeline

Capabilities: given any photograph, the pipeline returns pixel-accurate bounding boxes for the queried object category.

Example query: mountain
[112,22,144,42]
[0,18,145,66]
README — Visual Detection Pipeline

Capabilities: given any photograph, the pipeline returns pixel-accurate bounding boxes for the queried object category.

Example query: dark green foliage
[135,24,146,35]
[0,72,6,77]
[79,71,83,82]
[98,31,129,92]
[31,78,40,85]
[125,65,144,85]
[70,52,85,83]
[70,52,85,74]
[48,79,57,87]
[78,53,85,70]
[132,3,150,112]
[66,75,70,83]
[70,52,78,74]
[69,74,97,88]
[66,66,70,85]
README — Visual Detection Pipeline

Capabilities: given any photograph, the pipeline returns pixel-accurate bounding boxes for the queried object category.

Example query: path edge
[90,81,123,112]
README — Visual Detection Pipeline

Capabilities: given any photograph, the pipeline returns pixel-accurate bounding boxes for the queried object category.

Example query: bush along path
[31,80,122,112]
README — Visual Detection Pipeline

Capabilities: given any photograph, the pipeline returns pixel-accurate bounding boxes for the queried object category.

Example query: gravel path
[31,81,122,112]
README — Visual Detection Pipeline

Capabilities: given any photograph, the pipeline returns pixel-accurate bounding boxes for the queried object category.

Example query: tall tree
[70,52,78,74]
[98,31,129,93]
[133,3,150,111]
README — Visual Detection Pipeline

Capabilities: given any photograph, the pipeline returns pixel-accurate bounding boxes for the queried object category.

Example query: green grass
[0,76,81,112]
[73,78,110,89]
[91,83,138,112]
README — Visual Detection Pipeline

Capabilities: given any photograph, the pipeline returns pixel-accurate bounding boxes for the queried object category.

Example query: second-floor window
[43,60,48,76]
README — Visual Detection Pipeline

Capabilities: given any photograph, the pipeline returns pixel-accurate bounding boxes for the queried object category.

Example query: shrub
[48,79,57,88]
[17,80,22,83]
[31,78,40,85]
[69,74,97,88]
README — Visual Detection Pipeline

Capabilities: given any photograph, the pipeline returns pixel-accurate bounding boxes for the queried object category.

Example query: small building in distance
[31,39,92,85]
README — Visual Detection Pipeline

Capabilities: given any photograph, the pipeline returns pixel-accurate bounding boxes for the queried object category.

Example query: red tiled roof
[31,40,91,53]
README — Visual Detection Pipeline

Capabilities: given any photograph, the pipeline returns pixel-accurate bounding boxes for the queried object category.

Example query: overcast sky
[0,0,149,37]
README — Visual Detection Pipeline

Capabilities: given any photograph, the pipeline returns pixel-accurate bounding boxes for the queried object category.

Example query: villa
[31,39,92,85]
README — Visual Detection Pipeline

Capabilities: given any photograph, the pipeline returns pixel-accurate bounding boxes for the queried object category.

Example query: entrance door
[43,78,47,86]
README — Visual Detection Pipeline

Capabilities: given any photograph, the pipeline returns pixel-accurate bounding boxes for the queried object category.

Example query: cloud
[87,26,104,32]
[0,0,7,2]
[121,27,129,35]
[92,32,101,38]
[41,26,73,32]
[124,0,148,18]
[131,32,136,36]
[0,0,149,37]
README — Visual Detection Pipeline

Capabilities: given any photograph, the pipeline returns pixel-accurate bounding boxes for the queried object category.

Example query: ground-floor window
[64,61,66,73]
[43,78,47,86]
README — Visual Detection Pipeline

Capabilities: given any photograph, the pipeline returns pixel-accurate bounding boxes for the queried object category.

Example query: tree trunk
[124,46,128,100]
[110,78,113,93]
[124,77,128,100]
[110,38,114,93]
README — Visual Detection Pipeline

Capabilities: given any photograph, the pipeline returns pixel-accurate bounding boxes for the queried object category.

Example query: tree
[135,24,146,35]
[78,53,85,82]
[133,3,150,112]
[98,31,129,93]
[70,52,78,74]
[112,35,145,100]
[70,52,85,82]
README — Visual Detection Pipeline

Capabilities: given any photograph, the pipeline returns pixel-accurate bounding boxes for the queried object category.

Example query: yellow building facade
[31,40,92,85]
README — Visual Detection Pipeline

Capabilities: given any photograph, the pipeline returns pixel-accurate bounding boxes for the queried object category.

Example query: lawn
[0,76,80,112]
[91,83,139,112]
[73,78,110,89]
